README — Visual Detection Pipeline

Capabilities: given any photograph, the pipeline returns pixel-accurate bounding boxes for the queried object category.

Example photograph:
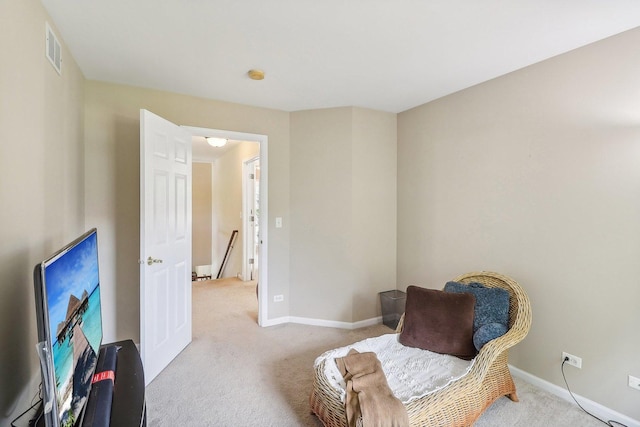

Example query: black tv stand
[34,339,146,427]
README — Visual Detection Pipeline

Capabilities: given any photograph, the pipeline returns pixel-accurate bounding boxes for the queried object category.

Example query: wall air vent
[45,22,62,75]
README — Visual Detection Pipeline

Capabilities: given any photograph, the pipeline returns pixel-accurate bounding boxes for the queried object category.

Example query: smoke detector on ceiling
[247,69,265,80]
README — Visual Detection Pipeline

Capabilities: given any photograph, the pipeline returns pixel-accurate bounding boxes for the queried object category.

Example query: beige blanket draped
[335,349,409,427]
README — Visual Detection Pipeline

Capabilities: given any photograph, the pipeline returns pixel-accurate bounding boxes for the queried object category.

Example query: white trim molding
[261,316,383,330]
[509,365,640,427]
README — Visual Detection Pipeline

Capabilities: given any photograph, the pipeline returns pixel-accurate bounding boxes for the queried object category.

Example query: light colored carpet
[145,278,603,427]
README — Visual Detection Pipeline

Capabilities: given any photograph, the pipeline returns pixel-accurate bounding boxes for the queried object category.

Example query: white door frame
[182,126,269,327]
[242,156,260,281]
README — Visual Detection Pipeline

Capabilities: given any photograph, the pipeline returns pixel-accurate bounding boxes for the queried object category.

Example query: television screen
[34,228,103,427]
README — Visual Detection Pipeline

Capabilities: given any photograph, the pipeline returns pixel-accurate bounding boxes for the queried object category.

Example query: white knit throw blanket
[315,333,474,404]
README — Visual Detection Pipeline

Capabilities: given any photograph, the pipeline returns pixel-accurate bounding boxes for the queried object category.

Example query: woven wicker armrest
[452,271,532,378]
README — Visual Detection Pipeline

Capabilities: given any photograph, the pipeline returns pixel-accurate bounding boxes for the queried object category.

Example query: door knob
[147,256,163,266]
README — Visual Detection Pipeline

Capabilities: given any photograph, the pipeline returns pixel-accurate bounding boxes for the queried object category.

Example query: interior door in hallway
[140,109,192,385]
[243,156,260,281]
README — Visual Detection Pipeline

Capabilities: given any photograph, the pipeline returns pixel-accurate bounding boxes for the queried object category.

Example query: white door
[140,109,192,385]
[243,157,260,280]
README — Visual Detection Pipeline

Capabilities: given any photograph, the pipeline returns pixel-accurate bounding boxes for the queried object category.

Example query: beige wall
[0,0,85,420]
[351,108,398,321]
[290,108,354,321]
[397,28,640,419]
[290,107,397,322]
[211,142,259,278]
[193,162,213,270]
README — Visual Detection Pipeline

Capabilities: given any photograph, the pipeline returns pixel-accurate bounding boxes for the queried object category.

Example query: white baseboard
[261,315,383,330]
[289,316,355,329]
[352,316,383,329]
[509,365,640,427]
[260,316,290,327]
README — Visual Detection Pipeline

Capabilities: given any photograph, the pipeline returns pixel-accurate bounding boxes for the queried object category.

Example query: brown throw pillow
[399,285,477,360]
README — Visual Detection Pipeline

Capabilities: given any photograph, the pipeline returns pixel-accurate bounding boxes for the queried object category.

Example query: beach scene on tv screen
[45,232,102,427]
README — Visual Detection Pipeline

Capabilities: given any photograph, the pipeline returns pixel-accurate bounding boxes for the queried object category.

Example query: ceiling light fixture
[248,69,265,80]
[206,137,227,147]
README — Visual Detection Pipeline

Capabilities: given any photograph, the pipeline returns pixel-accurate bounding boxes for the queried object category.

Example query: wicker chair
[310,271,532,427]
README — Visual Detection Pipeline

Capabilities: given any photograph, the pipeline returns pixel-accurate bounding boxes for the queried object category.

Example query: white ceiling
[41,0,640,114]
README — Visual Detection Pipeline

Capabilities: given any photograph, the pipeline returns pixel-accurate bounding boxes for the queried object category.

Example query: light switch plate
[629,375,640,391]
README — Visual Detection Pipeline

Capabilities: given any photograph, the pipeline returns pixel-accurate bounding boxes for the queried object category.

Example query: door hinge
[249,173,254,179]
[249,258,254,265]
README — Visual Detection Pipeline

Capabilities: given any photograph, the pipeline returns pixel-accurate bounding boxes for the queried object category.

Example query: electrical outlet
[273,295,284,302]
[562,352,582,369]
[629,375,640,391]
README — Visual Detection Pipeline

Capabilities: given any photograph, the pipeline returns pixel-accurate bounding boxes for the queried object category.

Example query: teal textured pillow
[473,322,508,350]
[444,281,509,350]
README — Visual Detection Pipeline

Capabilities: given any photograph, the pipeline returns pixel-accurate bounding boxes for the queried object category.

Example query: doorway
[183,126,269,327]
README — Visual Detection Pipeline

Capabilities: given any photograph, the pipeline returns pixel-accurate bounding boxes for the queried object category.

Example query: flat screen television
[33,228,103,427]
